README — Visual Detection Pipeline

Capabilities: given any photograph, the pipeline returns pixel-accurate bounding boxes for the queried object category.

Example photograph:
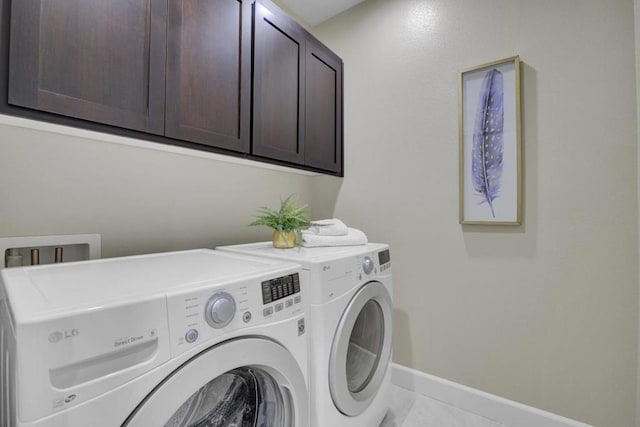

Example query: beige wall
[0,119,321,257]
[313,0,638,425]
[636,0,640,425]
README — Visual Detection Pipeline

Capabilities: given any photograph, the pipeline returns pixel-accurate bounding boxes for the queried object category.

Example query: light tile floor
[380,384,508,427]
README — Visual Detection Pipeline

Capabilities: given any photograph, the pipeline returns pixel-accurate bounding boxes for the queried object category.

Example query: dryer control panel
[309,248,392,305]
[378,248,391,272]
[166,269,304,357]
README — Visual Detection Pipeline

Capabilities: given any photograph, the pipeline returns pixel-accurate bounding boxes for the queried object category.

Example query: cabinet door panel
[8,0,167,134]
[252,1,305,164]
[165,0,250,152]
[305,41,343,174]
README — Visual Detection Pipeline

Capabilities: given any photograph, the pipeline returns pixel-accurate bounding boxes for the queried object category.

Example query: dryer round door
[329,280,392,416]
[124,338,308,427]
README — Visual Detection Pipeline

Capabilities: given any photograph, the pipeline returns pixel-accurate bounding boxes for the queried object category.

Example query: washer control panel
[261,273,300,304]
[260,273,302,319]
[166,269,304,356]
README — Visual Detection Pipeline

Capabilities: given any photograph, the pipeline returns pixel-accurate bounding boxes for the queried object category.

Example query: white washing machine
[218,243,393,427]
[0,249,308,427]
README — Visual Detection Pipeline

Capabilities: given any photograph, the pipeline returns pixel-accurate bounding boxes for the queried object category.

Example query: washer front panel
[124,338,308,427]
[163,367,284,426]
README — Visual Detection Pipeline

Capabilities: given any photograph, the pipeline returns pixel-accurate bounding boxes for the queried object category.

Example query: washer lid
[2,249,298,321]
[124,337,308,427]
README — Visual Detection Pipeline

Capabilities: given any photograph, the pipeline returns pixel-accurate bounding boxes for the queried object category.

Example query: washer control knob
[362,256,374,275]
[205,292,236,329]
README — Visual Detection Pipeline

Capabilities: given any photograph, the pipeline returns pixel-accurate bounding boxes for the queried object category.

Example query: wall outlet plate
[0,234,101,269]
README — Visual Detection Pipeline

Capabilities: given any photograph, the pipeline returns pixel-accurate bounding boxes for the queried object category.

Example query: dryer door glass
[346,300,384,393]
[164,368,284,427]
[329,280,393,417]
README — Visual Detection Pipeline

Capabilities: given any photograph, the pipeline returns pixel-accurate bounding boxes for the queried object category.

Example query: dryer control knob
[205,292,236,329]
[362,256,374,275]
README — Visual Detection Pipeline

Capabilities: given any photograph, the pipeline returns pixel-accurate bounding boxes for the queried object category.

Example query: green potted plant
[249,195,311,248]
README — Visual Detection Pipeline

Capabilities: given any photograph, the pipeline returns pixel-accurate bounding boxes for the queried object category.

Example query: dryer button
[275,303,284,312]
[285,299,293,308]
[263,307,273,317]
[243,311,252,323]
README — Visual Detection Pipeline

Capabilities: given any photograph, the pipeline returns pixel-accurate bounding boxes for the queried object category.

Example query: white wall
[313,0,638,425]
[0,118,325,257]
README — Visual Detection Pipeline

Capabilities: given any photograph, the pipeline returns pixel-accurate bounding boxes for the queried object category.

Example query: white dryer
[218,243,393,427]
[0,249,308,427]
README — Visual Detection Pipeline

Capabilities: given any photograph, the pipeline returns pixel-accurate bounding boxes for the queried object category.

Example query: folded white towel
[301,227,368,247]
[308,218,349,236]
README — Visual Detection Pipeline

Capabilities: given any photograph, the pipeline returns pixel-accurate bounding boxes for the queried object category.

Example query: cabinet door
[165,0,251,152]
[252,0,306,164]
[8,0,167,135]
[305,39,343,174]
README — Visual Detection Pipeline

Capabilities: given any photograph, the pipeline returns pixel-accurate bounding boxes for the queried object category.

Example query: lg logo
[48,332,63,343]
[48,329,79,343]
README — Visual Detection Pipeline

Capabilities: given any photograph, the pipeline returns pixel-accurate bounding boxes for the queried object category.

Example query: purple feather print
[472,69,504,218]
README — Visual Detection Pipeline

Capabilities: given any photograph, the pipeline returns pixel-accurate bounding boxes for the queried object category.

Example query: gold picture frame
[459,55,522,225]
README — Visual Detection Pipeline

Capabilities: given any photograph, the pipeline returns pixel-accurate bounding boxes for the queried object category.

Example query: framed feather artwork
[459,55,522,225]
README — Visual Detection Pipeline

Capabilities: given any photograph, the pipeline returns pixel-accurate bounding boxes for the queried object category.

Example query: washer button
[185,329,198,343]
[243,311,252,323]
[263,307,273,317]
[275,303,284,312]
[285,299,293,308]
[294,295,302,304]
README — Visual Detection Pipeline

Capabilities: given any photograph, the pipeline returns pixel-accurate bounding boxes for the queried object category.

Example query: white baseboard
[391,363,592,427]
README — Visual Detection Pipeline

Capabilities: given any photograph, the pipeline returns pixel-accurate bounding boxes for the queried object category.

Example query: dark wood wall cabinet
[253,0,343,174]
[3,0,344,176]
[165,0,252,153]
[8,0,167,135]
